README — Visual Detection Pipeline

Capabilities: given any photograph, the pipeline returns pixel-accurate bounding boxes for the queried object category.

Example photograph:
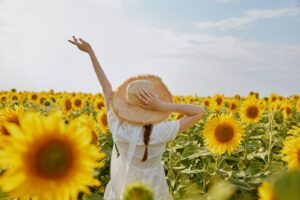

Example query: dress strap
[124,127,143,174]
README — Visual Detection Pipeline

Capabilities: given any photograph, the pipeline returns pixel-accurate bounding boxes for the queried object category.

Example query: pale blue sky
[0,0,299,97]
[123,0,300,44]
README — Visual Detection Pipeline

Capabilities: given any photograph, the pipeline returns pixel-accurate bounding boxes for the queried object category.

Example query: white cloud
[196,6,300,31]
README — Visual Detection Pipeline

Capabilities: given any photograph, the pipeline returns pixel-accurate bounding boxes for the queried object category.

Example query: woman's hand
[137,89,163,111]
[68,36,93,54]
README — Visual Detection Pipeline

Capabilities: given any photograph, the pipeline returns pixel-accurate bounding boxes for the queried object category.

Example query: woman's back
[104,109,180,200]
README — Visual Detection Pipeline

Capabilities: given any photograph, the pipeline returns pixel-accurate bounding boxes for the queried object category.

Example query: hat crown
[126,80,157,107]
[111,74,172,125]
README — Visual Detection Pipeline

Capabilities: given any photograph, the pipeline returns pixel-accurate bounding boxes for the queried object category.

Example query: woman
[68,36,206,200]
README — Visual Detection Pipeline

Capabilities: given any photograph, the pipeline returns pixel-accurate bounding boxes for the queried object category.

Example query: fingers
[73,35,78,43]
[68,36,86,47]
[68,40,77,45]
[142,89,154,98]
[137,90,148,101]
[79,38,86,43]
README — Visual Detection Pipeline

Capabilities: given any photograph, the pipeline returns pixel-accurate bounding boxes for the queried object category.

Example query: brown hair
[141,124,153,162]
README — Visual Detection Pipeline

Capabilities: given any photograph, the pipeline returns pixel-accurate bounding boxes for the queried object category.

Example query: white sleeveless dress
[103,108,180,200]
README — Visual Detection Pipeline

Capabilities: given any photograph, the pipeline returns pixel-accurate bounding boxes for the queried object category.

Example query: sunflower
[61,96,73,115]
[280,101,293,120]
[28,92,39,104]
[72,114,100,146]
[233,94,240,100]
[0,93,8,103]
[227,99,239,113]
[268,93,279,104]
[202,98,211,108]
[97,109,108,134]
[0,111,103,200]
[269,101,281,112]
[239,97,264,124]
[212,94,225,112]
[37,93,48,106]
[72,95,84,111]
[9,92,20,102]
[291,94,299,101]
[173,96,181,104]
[185,96,194,104]
[94,98,105,112]
[258,181,279,200]
[202,114,244,154]
[249,92,259,99]
[281,136,300,170]
[123,181,154,200]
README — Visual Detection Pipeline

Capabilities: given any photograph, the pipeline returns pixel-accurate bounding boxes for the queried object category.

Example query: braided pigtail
[141,124,153,162]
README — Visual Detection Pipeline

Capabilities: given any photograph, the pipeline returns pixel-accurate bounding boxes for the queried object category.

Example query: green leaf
[228,177,255,191]
[182,149,211,160]
[237,160,246,171]
[181,168,204,174]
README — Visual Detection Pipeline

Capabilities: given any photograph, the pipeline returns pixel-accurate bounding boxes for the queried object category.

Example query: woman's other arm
[158,102,205,133]
[137,89,205,133]
[68,36,113,112]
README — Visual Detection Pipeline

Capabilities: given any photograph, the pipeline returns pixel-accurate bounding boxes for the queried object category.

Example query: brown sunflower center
[39,97,46,104]
[204,100,210,106]
[102,114,107,126]
[12,95,18,101]
[214,123,234,143]
[285,107,292,116]
[74,99,82,107]
[35,140,73,179]
[31,94,38,100]
[231,103,237,110]
[1,96,7,102]
[246,106,259,119]
[64,99,72,111]
[216,97,222,105]
[97,102,104,110]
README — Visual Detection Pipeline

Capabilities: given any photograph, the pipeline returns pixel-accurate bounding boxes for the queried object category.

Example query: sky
[0,0,300,97]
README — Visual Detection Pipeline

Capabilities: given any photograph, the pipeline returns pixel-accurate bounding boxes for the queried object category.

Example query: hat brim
[110,74,173,125]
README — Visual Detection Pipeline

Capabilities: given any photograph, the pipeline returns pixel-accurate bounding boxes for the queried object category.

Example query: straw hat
[109,74,174,125]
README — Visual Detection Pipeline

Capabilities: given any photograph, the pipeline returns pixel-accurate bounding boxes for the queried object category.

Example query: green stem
[215,154,220,169]
[168,141,175,193]
[267,111,274,165]
[244,123,250,165]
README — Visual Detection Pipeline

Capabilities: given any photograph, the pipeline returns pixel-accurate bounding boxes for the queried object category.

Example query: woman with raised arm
[68,36,206,200]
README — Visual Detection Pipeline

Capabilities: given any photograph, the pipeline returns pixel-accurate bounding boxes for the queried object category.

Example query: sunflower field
[0,89,300,200]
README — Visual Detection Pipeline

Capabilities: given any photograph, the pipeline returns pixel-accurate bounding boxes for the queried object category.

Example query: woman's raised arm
[68,36,113,112]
